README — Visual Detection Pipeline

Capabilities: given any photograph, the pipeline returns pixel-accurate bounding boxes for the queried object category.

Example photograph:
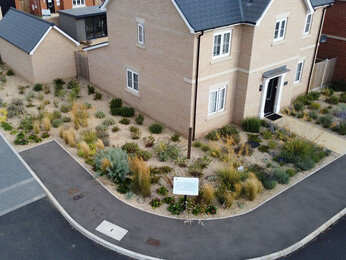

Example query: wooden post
[187,127,192,159]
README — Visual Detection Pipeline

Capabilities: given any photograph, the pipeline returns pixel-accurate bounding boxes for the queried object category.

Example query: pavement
[274,115,346,154]
[17,140,346,260]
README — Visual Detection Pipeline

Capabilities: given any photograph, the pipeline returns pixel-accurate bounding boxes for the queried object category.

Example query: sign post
[173,177,199,210]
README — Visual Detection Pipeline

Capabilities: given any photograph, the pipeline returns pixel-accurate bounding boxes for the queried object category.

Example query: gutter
[306,4,332,94]
[192,31,204,140]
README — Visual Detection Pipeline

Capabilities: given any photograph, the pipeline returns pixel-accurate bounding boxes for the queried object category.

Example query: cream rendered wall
[0,38,35,82]
[88,0,195,137]
[241,0,324,119]
[31,29,77,83]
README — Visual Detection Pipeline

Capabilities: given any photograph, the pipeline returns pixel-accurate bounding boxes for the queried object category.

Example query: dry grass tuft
[242,173,263,201]
[100,157,111,173]
[234,182,243,199]
[63,129,69,144]
[43,116,51,131]
[202,183,215,205]
[79,140,90,159]
[96,138,104,151]
[33,121,40,134]
[59,127,64,138]
[223,191,234,208]
[129,156,151,198]
[67,128,76,147]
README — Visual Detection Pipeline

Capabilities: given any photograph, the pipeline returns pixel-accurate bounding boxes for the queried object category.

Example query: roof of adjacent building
[58,5,106,18]
[0,8,53,54]
[173,0,334,32]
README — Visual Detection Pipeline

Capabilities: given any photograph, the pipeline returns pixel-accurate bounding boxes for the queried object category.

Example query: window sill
[210,55,232,65]
[136,43,146,50]
[271,40,286,46]
[125,88,139,97]
[72,5,86,8]
[302,34,311,39]
[207,110,227,121]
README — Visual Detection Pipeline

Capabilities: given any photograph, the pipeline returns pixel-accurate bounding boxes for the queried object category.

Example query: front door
[264,77,278,116]
[47,0,55,13]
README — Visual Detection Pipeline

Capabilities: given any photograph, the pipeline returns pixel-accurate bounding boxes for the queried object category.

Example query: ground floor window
[73,0,85,7]
[126,69,139,93]
[85,15,107,40]
[294,61,304,83]
[208,86,226,115]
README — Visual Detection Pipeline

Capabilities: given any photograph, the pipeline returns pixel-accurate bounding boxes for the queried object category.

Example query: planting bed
[0,64,338,219]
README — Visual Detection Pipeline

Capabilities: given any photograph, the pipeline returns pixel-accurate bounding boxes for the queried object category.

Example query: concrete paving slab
[20,141,346,260]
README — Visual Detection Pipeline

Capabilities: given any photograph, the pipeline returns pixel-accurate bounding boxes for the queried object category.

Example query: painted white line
[0,177,35,194]
[96,220,128,241]
[0,134,162,260]
[248,208,346,260]
[0,194,46,217]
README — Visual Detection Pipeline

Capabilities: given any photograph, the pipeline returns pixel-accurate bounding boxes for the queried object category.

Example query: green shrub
[167,198,185,215]
[293,100,304,111]
[206,130,218,141]
[54,78,65,86]
[122,142,140,154]
[149,123,163,134]
[41,132,50,138]
[320,108,330,114]
[308,111,318,120]
[94,92,102,100]
[261,129,272,139]
[1,122,13,131]
[337,121,346,135]
[319,115,333,128]
[340,93,346,103]
[94,147,129,181]
[258,145,269,153]
[121,107,135,117]
[119,118,130,125]
[242,117,261,133]
[129,126,141,139]
[268,140,278,149]
[286,168,296,177]
[52,119,63,128]
[33,83,43,92]
[248,134,262,143]
[157,186,168,196]
[327,95,339,105]
[96,124,108,131]
[163,196,175,204]
[309,102,321,110]
[171,133,180,142]
[201,144,210,151]
[117,183,130,194]
[95,111,105,119]
[193,141,202,147]
[150,198,162,209]
[62,116,71,123]
[87,84,95,95]
[102,118,115,126]
[110,98,122,108]
[110,107,122,116]
[136,149,152,161]
[60,104,72,113]
[330,80,346,92]
[333,104,346,119]
[154,140,181,161]
[263,180,277,190]
[296,95,312,105]
[112,126,120,132]
[219,125,239,137]
[296,158,315,171]
[307,91,321,100]
[205,205,217,215]
[274,169,290,184]
[135,114,144,125]
[6,69,15,76]
[283,138,313,158]
[19,116,33,132]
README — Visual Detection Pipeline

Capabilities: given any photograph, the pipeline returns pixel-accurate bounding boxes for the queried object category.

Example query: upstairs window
[138,23,145,45]
[304,14,313,35]
[294,61,304,83]
[127,69,139,93]
[213,31,232,58]
[208,86,227,115]
[73,0,85,7]
[274,19,287,41]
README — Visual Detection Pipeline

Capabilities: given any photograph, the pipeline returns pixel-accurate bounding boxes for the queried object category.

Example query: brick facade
[317,0,346,81]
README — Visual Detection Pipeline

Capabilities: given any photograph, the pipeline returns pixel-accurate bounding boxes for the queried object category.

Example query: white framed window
[274,19,287,41]
[138,23,145,45]
[213,31,232,58]
[208,86,227,115]
[294,61,304,83]
[126,69,139,93]
[73,0,85,7]
[303,14,313,35]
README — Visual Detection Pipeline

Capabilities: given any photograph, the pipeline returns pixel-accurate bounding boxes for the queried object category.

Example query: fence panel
[75,51,90,81]
[309,57,337,91]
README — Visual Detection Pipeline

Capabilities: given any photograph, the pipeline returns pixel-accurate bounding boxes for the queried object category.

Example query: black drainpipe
[306,5,330,94]
[192,31,204,140]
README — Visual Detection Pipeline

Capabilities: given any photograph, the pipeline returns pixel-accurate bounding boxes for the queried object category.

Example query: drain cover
[73,194,84,200]
[68,189,79,195]
[147,238,161,247]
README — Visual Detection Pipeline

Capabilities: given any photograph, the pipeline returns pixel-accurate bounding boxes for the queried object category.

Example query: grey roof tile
[0,8,52,54]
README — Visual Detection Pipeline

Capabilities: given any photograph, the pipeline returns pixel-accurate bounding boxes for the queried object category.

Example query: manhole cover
[146,238,161,247]
[73,194,84,200]
[68,189,79,195]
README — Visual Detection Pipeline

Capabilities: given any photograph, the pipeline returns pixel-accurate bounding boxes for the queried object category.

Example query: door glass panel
[94,16,102,38]
[85,17,94,39]
[101,16,107,36]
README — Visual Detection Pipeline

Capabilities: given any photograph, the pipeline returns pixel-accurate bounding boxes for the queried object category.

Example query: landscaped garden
[0,64,338,219]
[282,81,346,136]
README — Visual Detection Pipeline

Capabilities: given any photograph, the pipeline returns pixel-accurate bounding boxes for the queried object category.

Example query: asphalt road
[0,197,130,260]
[283,216,346,260]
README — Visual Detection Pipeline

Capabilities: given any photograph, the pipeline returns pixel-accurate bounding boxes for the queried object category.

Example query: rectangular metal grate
[147,237,161,247]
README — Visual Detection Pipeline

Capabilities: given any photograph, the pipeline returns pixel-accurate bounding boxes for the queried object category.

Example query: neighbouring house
[0,0,18,16]
[317,0,345,81]
[29,0,102,17]
[59,5,107,42]
[0,8,79,83]
[87,0,334,139]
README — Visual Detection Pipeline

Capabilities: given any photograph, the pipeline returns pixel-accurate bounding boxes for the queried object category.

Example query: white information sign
[173,177,199,196]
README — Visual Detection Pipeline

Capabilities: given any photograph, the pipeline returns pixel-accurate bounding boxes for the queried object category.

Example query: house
[29,0,102,17]
[87,0,334,139]
[0,0,17,16]
[317,0,345,81]
[59,5,107,42]
[0,8,79,83]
